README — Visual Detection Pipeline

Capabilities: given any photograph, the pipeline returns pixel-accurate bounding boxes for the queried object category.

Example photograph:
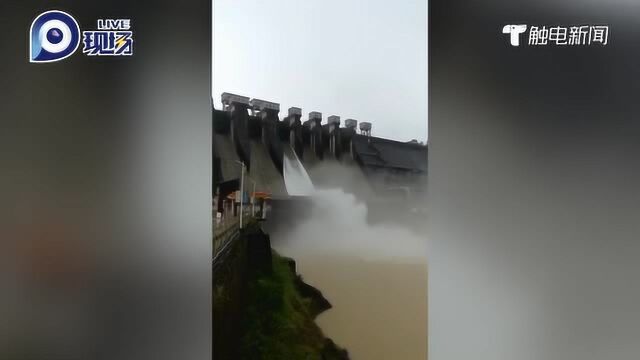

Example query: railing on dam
[213,211,260,265]
[213,217,240,261]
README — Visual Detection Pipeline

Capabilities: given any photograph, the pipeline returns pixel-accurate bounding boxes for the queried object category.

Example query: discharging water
[282,148,314,196]
[279,152,428,359]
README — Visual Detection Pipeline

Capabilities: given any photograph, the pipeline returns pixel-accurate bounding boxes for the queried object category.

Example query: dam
[212,92,428,359]
[213,92,427,228]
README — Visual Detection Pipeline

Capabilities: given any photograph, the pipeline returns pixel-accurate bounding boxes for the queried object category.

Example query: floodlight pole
[238,161,245,229]
[252,181,256,216]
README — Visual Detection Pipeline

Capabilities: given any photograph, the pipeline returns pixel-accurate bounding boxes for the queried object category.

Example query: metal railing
[213,209,259,264]
[213,214,240,261]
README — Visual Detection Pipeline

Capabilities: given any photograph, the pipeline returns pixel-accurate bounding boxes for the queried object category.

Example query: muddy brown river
[292,255,428,360]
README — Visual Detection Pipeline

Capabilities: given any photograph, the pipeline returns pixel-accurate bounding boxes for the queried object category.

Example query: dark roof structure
[351,135,427,173]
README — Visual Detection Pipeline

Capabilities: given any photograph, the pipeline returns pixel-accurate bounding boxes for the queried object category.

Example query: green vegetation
[241,252,349,360]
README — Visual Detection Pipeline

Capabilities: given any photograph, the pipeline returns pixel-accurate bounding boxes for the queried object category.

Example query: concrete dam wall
[213,93,428,207]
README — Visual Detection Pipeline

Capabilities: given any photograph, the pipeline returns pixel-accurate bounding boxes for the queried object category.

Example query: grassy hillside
[241,251,349,360]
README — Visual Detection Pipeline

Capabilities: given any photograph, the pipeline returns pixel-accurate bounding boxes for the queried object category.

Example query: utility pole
[239,161,245,229]
[252,181,256,216]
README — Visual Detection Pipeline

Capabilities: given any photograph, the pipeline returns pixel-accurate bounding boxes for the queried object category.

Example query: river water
[270,190,428,359]
[293,255,427,359]
[278,152,428,359]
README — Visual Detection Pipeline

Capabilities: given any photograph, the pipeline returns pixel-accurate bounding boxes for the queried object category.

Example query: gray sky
[213,0,427,142]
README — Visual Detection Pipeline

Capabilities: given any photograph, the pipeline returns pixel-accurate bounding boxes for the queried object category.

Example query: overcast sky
[212,0,427,142]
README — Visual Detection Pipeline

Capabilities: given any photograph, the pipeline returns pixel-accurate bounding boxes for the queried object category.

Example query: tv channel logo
[502,24,528,46]
[30,10,81,63]
[502,23,610,47]
[82,19,134,56]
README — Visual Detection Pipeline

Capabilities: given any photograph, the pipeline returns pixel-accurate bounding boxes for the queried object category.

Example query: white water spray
[279,151,428,359]
[283,148,314,196]
[280,148,426,263]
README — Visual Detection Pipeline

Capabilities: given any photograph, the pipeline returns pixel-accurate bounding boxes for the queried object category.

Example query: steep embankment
[213,223,348,360]
[241,251,349,360]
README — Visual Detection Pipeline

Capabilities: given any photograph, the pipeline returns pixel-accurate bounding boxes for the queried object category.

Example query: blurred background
[0,1,211,359]
[429,0,640,359]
